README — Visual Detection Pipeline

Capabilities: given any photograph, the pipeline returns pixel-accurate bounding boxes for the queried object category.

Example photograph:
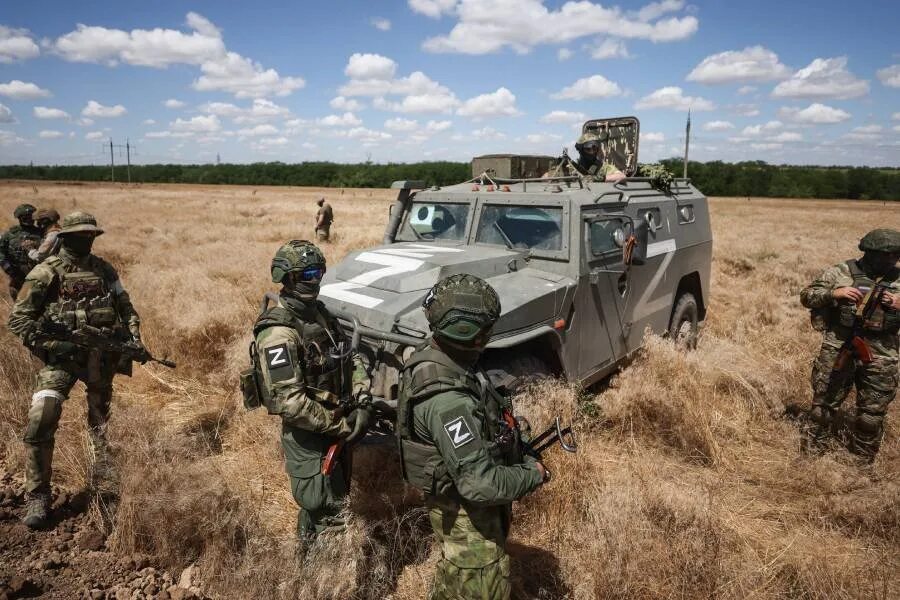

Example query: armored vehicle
[320,117,712,398]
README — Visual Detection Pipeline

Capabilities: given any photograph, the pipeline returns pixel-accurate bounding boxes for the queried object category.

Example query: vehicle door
[571,212,632,381]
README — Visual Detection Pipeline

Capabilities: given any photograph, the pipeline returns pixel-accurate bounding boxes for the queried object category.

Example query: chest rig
[242,298,348,413]
[396,345,511,497]
[831,260,900,335]
[44,255,120,331]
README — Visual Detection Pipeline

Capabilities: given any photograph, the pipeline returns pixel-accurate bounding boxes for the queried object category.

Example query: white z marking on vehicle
[631,241,676,321]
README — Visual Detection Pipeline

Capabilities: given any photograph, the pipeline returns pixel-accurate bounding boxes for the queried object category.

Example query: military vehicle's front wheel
[669,293,699,350]
[482,353,552,394]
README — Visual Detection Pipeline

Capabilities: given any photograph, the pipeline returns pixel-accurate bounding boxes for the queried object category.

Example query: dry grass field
[0,181,897,599]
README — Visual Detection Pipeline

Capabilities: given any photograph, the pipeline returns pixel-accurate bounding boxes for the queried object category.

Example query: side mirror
[612,227,626,248]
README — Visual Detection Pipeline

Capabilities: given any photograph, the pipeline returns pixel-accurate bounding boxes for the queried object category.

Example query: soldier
[0,203,42,299]
[396,274,548,600]
[246,240,372,548]
[28,208,62,263]
[575,132,625,183]
[315,197,334,242]
[8,212,144,528]
[800,228,900,462]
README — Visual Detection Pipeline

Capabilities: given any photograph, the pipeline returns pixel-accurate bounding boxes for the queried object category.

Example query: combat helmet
[271,240,326,283]
[58,211,104,236]
[13,203,36,220]
[422,274,501,344]
[858,228,900,254]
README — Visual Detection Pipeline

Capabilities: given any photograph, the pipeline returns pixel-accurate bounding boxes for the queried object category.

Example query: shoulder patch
[263,342,294,383]
[443,414,475,449]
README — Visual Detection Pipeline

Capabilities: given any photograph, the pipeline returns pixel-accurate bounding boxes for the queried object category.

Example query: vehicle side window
[589,219,624,256]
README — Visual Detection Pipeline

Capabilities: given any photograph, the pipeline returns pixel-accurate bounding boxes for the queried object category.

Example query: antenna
[683,109,691,179]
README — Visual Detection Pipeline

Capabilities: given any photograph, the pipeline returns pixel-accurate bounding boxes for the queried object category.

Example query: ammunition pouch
[240,341,265,410]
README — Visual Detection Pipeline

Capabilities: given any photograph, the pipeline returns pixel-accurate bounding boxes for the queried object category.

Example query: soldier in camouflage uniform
[800,228,900,461]
[397,274,548,600]
[8,212,144,528]
[0,203,43,299]
[244,240,372,547]
[28,208,62,263]
[315,198,334,242]
[574,131,625,182]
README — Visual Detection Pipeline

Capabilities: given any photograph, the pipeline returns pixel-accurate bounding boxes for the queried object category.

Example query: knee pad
[855,410,884,438]
[23,390,66,444]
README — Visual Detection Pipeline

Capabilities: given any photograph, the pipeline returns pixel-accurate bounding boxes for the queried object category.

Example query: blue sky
[0,0,898,166]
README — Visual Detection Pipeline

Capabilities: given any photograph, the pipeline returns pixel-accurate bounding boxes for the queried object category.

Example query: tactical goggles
[298,266,325,282]
[582,142,600,152]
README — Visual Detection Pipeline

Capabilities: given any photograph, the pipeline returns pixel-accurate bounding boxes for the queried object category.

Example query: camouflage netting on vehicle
[637,163,676,195]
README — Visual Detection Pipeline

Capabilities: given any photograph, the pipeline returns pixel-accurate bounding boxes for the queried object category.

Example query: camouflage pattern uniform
[800,229,900,460]
[0,204,43,299]
[545,132,622,181]
[7,212,142,527]
[29,208,62,263]
[315,199,334,242]
[245,240,370,545]
[397,275,545,600]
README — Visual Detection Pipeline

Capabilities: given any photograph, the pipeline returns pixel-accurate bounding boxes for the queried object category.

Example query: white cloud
[194,51,305,98]
[345,53,397,80]
[421,0,698,54]
[843,125,883,142]
[82,100,126,118]
[254,136,289,148]
[198,99,290,124]
[85,131,105,141]
[200,102,242,118]
[687,46,790,84]
[551,75,622,100]
[142,119,156,125]
[33,106,70,120]
[318,112,363,127]
[172,114,221,133]
[384,118,419,132]
[591,39,629,60]
[0,25,40,63]
[557,48,573,61]
[164,98,186,109]
[630,0,687,22]
[877,65,900,88]
[540,110,586,124]
[772,57,869,100]
[702,120,734,131]
[641,132,665,142]
[769,131,802,142]
[144,130,194,139]
[344,127,392,144]
[330,96,364,111]
[892,112,900,121]
[237,124,279,137]
[0,103,14,123]
[634,86,714,111]
[469,127,505,140]
[731,103,759,117]
[893,125,900,133]
[0,80,51,100]
[741,120,783,136]
[0,130,25,145]
[371,17,392,31]
[779,102,851,124]
[523,133,564,144]
[39,130,64,139]
[737,85,757,95]
[426,120,452,132]
[77,118,94,127]
[409,0,457,19]
[457,87,522,118]
[750,142,782,151]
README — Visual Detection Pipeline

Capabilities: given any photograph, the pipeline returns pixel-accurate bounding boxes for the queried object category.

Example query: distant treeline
[1,159,898,200]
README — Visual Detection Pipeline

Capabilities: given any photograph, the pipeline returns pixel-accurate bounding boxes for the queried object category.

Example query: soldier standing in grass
[800,228,900,462]
[8,212,145,528]
[396,274,548,600]
[28,208,62,263]
[0,203,42,300]
[243,240,372,550]
[315,197,334,242]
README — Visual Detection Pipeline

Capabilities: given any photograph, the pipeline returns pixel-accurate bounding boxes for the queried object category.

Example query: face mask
[863,251,899,277]
[62,235,95,257]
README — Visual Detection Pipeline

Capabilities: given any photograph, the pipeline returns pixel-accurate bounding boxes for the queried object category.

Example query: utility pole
[683,109,691,179]
[125,139,132,184]
[109,138,115,182]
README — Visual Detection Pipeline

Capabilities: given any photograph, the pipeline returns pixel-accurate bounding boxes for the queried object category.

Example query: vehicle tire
[668,292,699,350]
[482,352,552,394]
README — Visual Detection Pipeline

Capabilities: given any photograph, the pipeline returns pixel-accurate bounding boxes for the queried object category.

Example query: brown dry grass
[0,182,897,599]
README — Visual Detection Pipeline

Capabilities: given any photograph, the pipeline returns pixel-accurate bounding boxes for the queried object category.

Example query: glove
[344,406,373,444]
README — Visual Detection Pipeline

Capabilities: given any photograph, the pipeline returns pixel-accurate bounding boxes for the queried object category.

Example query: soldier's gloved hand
[131,338,150,364]
[44,340,77,359]
[344,406,373,444]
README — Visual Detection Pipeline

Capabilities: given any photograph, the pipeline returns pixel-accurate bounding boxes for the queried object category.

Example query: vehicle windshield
[396,201,471,242]
[475,205,564,251]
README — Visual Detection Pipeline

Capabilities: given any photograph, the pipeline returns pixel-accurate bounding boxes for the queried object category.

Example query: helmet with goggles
[271,240,326,284]
[423,274,501,344]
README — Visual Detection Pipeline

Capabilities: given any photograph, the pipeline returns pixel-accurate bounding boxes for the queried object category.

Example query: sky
[0,0,898,167]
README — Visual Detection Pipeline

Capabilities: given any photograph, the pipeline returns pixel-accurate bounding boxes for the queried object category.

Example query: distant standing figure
[29,208,62,263]
[315,197,334,242]
[800,228,900,462]
[0,203,42,300]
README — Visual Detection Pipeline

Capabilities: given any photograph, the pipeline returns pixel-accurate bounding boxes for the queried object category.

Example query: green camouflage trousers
[427,500,511,600]
[809,340,899,458]
[24,358,116,493]
[283,425,348,542]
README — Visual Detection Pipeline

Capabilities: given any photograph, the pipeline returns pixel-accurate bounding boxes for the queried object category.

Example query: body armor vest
[243,299,348,413]
[44,255,120,331]
[396,345,509,497]
[8,227,42,272]
[832,260,899,335]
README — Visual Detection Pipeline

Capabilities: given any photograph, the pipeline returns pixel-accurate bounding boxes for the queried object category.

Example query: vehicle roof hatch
[581,116,640,177]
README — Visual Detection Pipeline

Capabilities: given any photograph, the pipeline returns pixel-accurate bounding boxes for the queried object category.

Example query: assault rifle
[37,320,176,369]
[832,282,890,371]
[499,414,577,481]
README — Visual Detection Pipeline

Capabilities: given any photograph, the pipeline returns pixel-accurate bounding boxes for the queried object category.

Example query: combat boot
[22,492,50,529]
